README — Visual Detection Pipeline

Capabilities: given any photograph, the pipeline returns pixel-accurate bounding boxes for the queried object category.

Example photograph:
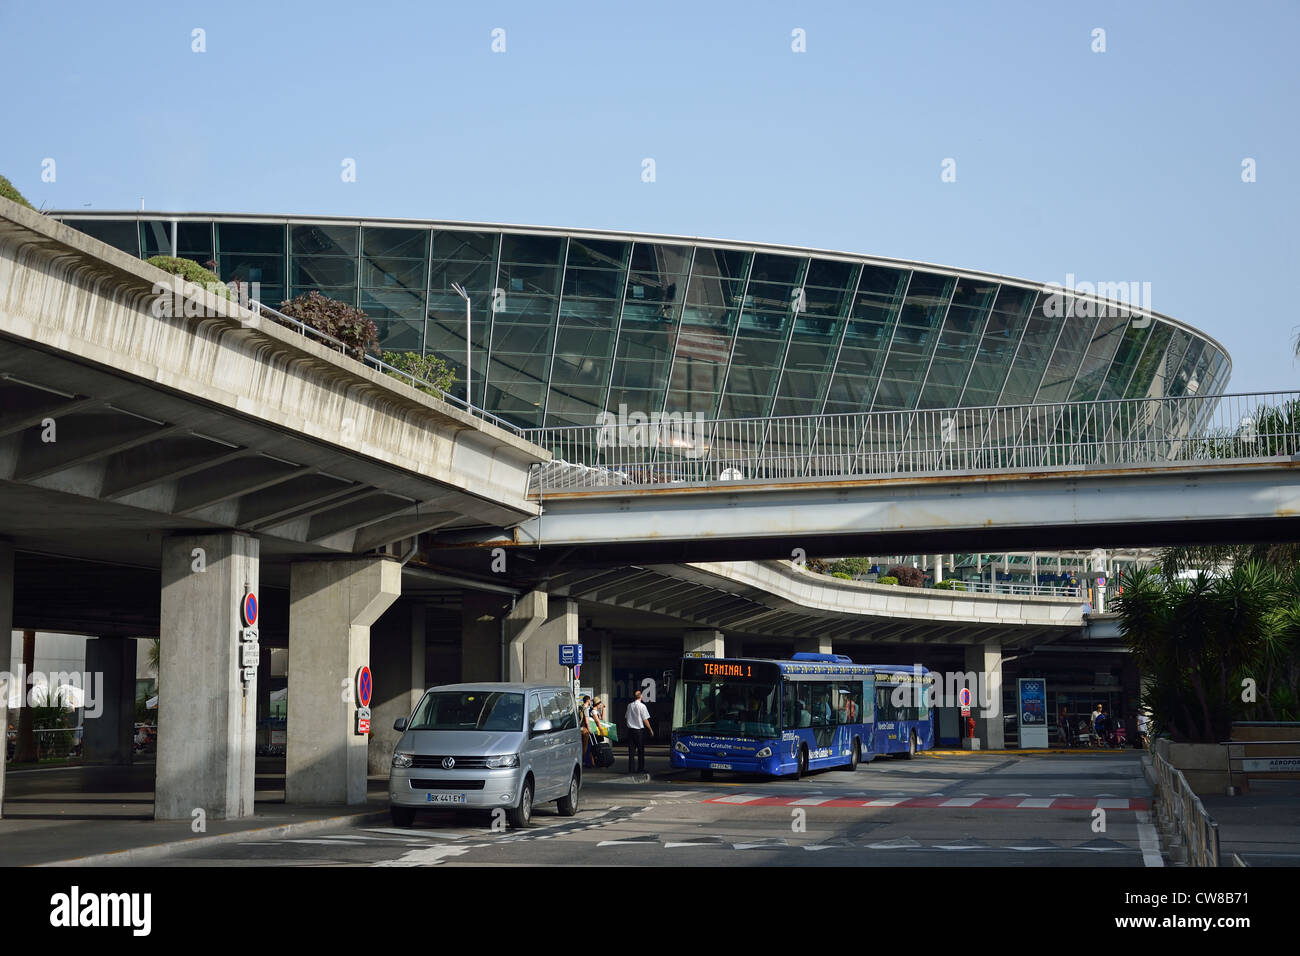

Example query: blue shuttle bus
[670,653,934,779]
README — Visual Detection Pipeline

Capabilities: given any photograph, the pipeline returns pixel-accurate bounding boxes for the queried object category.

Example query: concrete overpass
[0,197,547,819]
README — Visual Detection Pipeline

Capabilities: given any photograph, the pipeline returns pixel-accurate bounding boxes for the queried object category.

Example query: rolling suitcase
[594,738,615,768]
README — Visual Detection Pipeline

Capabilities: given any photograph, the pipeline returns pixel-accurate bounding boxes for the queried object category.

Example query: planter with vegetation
[933,579,968,591]
[380,350,456,396]
[274,291,380,362]
[875,576,899,586]
[1,173,34,209]
[887,566,925,588]
[146,255,231,299]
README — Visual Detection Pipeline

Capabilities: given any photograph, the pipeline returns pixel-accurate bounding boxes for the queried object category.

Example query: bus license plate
[709,763,731,770]
[426,793,466,804]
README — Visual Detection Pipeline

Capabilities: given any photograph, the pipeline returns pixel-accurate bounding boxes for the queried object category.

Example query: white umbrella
[145,695,158,710]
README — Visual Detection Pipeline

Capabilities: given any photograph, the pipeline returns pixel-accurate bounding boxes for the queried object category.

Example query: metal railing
[523,391,1300,493]
[248,300,524,436]
[1147,748,1221,866]
[952,580,1082,599]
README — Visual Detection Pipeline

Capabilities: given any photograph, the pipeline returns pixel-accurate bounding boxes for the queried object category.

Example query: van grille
[410,755,492,769]
[411,779,486,790]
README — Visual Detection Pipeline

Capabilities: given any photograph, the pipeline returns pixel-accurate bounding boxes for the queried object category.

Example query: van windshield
[409,692,525,731]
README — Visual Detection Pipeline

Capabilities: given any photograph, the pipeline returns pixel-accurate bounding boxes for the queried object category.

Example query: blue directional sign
[559,643,584,668]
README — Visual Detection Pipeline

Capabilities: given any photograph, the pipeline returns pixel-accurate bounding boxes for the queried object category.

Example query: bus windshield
[677,678,781,738]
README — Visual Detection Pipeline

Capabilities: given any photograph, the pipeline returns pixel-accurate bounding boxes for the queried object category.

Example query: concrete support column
[505,590,547,682]
[684,629,724,657]
[795,635,833,656]
[933,556,943,583]
[596,633,614,715]
[157,533,260,820]
[523,597,578,686]
[462,590,506,682]
[82,638,135,764]
[370,603,427,775]
[286,557,401,806]
[0,541,13,817]
[965,641,1004,750]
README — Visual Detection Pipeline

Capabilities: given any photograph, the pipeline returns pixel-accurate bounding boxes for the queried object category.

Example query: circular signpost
[241,591,258,627]
[356,666,373,709]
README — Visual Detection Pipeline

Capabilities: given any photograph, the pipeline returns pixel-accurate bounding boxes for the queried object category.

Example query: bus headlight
[392,751,413,769]
[673,741,689,754]
[755,746,772,758]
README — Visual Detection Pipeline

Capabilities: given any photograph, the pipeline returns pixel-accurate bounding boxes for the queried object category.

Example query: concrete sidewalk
[1200,779,1300,866]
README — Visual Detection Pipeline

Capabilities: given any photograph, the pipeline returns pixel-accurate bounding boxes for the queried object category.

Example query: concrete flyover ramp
[0,197,546,566]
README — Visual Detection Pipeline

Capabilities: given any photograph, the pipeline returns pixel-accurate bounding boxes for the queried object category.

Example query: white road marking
[940,798,982,807]
[364,827,469,839]
[1008,792,1032,797]
[1097,799,1130,809]
[373,845,472,866]
[863,798,907,807]
[1017,798,1055,808]
[1136,810,1164,867]
[790,797,835,806]
[711,793,766,804]
[1050,793,1075,797]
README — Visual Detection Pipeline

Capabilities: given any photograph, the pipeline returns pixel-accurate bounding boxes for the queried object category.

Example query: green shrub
[0,173,34,209]
[381,351,456,395]
[831,571,852,580]
[933,579,967,591]
[830,557,874,578]
[876,576,899,586]
[277,291,379,362]
[146,255,231,299]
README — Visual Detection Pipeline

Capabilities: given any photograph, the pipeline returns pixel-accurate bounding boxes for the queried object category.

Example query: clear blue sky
[2,0,1297,390]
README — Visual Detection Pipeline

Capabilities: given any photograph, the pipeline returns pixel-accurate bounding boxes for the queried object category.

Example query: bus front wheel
[700,768,714,781]
[901,732,916,759]
[795,746,809,779]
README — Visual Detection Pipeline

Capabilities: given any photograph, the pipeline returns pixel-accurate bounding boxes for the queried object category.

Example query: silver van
[388,682,583,828]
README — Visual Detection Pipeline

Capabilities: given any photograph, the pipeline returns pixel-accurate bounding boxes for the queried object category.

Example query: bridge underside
[426,462,1300,567]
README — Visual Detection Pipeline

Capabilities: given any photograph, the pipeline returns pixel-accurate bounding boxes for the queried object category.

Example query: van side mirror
[393,717,408,732]
[531,718,553,736]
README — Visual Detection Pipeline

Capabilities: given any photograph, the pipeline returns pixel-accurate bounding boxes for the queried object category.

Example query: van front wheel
[390,806,415,828]
[507,779,533,828]
[557,773,580,816]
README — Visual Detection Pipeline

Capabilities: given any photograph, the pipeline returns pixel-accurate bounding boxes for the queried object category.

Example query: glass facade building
[56,214,1231,431]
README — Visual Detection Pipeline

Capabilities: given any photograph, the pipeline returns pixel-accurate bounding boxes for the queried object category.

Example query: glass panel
[292,256,356,288]
[997,292,1064,406]
[427,230,498,401]
[140,220,172,258]
[1123,322,1174,399]
[217,223,285,289]
[607,242,692,415]
[1034,303,1100,404]
[663,248,749,417]
[62,219,140,256]
[718,253,806,419]
[177,222,214,266]
[771,260,858,418]
[1068,313,1129,402]
[822,266,908,415]
[1096,322,1151,401]
[361,226,427,293]
[546,242,630,426]
[917,277,998,409]
[871,271,954,411]
[484,235,565,426]
[217,222,285,254]
[291,223,357,257]
[958,285,1036,407]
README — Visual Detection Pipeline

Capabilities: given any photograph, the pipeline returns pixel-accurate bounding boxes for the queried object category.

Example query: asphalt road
[141,751,1163,867]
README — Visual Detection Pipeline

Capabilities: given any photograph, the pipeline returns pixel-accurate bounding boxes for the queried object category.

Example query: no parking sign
[355,665,372,735]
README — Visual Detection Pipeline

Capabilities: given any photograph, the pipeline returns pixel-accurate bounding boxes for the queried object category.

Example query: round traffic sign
[241,591,258,627]
[959,687,971,707]
[356,666,372,708]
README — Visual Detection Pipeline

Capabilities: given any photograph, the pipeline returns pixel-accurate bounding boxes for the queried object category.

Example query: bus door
[875,681,896,753]
[806,683,836,759]
[862,677,876,755]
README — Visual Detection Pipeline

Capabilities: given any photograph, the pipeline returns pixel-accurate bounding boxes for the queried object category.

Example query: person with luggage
[625,688,653,773]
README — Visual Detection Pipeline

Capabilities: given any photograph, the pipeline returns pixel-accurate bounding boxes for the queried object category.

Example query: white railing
[523,391,1300,493]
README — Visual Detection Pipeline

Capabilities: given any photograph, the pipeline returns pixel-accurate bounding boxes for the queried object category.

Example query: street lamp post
[450,283,471,409]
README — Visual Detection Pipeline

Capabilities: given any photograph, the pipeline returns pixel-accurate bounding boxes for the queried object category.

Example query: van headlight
[755,746,772,758]
[392,751,413,769]
[673,741,689,754]
[485,754,519,768]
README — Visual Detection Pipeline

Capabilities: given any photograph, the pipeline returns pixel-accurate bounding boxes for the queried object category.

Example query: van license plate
[426,793,466,804]
[709,763,731,770]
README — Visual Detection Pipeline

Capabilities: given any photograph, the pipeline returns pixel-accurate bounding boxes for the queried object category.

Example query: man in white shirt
[625,688,653,773]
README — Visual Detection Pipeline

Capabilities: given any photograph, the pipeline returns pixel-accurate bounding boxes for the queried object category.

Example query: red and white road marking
[703,794,1150,811]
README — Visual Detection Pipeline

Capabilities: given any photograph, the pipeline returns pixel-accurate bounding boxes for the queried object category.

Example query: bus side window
[863,678,875,723]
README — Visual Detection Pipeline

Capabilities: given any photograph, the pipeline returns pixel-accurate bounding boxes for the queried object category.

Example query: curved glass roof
[54,213,1231,431]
